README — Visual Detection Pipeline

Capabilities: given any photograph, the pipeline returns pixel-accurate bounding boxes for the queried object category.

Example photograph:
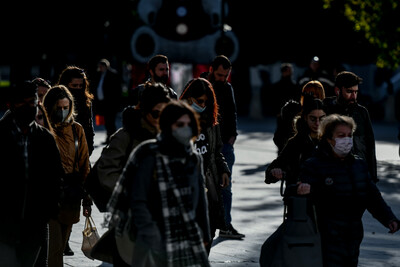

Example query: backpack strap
[71,123,79,171]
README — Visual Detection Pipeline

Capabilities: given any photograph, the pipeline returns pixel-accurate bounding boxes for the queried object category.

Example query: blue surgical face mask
[191,102,206,113]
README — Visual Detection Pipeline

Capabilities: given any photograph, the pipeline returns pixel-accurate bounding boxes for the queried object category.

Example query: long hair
[57,66,94,107]
[37,102,54,135]
[179,78,219,127]
[43,85,76,127]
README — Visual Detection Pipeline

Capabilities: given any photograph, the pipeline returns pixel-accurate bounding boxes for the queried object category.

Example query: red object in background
[95,115,105,126]
[192,63,232,83]
[130,63,147,89]
[193,64,209,78]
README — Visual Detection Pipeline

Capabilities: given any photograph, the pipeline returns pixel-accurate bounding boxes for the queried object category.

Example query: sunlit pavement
[65,116,400,267]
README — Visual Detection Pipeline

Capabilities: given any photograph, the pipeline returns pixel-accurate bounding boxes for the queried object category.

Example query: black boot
[64,242,74,256]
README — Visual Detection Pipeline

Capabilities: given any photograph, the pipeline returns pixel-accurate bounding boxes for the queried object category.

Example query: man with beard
[129,54,177,106]
[323,71,378,183]
[201,55,244,239]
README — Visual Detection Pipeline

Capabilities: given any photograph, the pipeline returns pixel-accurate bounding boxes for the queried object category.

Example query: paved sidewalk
[65,116,400,266]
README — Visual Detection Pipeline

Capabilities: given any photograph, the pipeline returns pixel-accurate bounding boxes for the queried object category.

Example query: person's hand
[270,168,284,180]
[228,136,236,146]
[297,183,311,195]
[388,220,399,234]
[220,173,230,188]
[83,205,92,217]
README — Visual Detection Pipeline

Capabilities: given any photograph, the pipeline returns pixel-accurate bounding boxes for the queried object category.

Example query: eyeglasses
[150,110,161,119]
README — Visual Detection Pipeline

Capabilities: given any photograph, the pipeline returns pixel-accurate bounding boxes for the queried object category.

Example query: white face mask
[331,137,353,156]
[172,126,193,146]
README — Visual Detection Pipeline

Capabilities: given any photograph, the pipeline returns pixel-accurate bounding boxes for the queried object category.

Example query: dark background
[0,0,380,115]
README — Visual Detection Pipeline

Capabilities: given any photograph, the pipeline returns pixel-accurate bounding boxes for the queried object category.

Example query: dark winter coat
[266,126,319,189]
[92,68,122,114]
[273,100,302,154]
[127,137,211,262]
[213,82,238,144]
[194,123,230,230]
[298,141,398,266]
[0,110,64,244]
[200,72,238,144]
[323,97,378,182]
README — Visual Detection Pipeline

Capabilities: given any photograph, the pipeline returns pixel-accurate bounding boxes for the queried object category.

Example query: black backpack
[84,161,111,212]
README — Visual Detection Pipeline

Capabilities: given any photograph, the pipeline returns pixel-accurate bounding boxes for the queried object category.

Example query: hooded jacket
[96,106,158,192]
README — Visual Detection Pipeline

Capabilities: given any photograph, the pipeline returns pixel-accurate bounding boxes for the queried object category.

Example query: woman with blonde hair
[297,114,399,266]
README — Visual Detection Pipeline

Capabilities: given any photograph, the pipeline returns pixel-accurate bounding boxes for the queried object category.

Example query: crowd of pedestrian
[1,53,399,267]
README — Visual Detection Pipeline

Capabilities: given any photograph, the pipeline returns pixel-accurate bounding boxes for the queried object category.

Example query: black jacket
[201,72,238,144]
[266,129,319,187]
[92,68,122,113]
[299,141,397,266]
[0,111,64,244]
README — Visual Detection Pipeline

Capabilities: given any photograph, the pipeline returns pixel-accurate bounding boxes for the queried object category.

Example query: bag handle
[84,216,97,232]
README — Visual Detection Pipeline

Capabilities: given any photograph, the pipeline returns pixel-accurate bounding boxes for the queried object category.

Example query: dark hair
[9,80,37,104]
[57,66,94,107]
[293,98,326,135]
[211,55,231,70]
[43,85,75,126]
[37,102,54,134]
[302,97,326,116]
[148,55,168,72]
[139,82,171,114]
[335,71,363,89]
[180,78,219,126]
[159,100,200,138]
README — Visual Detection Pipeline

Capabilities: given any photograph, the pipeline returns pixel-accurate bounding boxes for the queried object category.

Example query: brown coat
[54,121,90,224]
[55,121,90,179]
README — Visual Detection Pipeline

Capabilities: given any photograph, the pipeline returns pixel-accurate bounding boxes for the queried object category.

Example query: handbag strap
[71,123,79,171]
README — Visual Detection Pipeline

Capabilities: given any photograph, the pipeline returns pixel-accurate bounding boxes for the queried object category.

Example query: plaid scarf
[107,140,160,236]
[155,152,210,267]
